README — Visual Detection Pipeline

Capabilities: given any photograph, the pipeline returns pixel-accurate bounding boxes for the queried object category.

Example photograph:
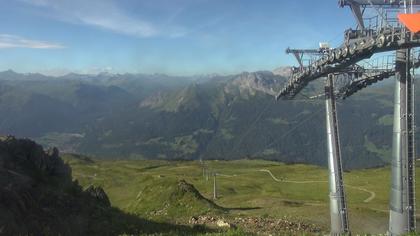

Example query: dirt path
[258,169,376,203]
[345,185,376,203]
[258,169,327,184]
[217,173,237,178]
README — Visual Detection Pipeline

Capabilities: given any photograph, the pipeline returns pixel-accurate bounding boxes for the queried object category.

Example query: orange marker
[398,13,420,33]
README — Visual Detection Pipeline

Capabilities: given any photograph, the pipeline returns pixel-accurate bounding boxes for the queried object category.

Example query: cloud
[79,14,157,37]
[20,0,160,38]
[0,34,64,49]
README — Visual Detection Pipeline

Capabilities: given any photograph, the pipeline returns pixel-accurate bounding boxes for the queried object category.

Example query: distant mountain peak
[0,69,19,75]
[272,67,292,78]
[230,71,286,96]
[4,69,17,73]
[0,69,26,80]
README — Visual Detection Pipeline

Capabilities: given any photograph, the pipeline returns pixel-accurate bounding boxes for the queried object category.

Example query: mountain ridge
[0,70,408,169]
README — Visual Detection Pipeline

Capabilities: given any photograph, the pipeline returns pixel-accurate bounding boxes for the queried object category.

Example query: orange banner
[398,13,420,33]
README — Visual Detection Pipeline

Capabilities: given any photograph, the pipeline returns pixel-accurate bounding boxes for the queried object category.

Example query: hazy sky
[0,0,356,75]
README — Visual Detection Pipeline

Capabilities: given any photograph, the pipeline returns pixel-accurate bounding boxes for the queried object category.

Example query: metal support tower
[213,173,217,199]
[389,48,416,235]
[325,74,350,235]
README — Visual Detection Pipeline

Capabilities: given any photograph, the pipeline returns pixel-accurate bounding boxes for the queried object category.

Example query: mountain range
[0,69,413,169]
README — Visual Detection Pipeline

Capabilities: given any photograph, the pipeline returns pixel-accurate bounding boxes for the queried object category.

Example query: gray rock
[85,185,111,207]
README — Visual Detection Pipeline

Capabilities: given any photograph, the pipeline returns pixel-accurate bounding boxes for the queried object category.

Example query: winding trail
[258,169,327,184]
[217,173,237,178]
[258,169,376,203]
[346,185,376,203]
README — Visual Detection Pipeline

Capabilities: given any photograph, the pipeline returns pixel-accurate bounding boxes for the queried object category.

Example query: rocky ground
[189,215,323,235]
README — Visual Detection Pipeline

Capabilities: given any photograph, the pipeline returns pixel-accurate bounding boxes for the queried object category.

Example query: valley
[0,70,412,169]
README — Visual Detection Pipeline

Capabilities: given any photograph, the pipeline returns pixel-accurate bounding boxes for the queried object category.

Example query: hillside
[128,179,226,221]
[0,136,223,235]
[0,70,413,169]
[1,136,418,235]
[64,154,420,235]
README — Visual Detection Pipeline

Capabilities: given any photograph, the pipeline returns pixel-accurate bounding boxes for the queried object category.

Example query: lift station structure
[276,1,420,235]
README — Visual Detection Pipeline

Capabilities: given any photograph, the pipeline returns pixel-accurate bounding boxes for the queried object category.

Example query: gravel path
[258,169,376,203]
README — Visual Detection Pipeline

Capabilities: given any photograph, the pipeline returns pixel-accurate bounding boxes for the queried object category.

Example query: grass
[63,155,420,235]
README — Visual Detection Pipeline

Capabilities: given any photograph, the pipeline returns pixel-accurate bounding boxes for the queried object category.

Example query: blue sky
[0,0,357,76]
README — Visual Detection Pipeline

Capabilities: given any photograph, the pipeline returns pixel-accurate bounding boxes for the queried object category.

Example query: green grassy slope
[63,155,420,235]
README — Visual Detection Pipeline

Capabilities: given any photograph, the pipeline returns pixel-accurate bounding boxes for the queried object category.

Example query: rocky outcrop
[0,136,72,183]
[129,179,225,221]
[272,66,293,78]
[174,180,224,211]
[228,71,286,96]
[0,136,143,236]
[85,185,111,207]
[0,137,215,235]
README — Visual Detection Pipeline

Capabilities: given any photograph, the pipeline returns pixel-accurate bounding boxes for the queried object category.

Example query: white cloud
[79,14,157,37]
[20,0,160,37]
[0,34,64,49]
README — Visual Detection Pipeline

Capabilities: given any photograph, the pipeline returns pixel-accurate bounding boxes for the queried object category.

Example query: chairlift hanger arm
[341,1,366,29]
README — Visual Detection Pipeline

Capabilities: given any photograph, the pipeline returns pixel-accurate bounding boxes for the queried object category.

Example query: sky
[0,0,357,76]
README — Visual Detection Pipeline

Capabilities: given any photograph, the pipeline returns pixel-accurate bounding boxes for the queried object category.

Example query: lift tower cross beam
[285,47,323,69]
[325,74,350,235]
